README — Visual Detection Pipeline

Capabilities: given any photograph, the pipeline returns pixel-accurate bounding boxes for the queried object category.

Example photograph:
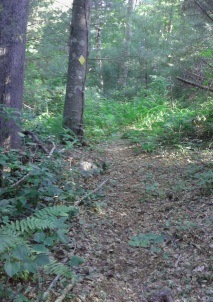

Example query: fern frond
[34,205,76,219]
[0,233,24,253]
[45,261,73,278]
[2,217,59,234]
[0,205,76,235]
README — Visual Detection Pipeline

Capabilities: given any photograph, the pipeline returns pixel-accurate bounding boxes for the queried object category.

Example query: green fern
[34,205,76,218]
[45,261,73,278]
[2,217,59,234]
[0,233,24,253]
[0,205,77,277]
[1,205,76,234]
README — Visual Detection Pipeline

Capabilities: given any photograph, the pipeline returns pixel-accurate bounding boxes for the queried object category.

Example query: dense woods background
[22,0,213,141]
[0,0,212,301]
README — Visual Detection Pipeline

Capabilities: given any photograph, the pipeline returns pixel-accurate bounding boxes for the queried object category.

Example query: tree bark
[63,0,90,138]
[94,0,103,93]
[118,0,133,90]
[0,0,29,149]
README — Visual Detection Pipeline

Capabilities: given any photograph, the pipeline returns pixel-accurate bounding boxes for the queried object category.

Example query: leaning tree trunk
[63,0,90,138]
[0,0,29,149]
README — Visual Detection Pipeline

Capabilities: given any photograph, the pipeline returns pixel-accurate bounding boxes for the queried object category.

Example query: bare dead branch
[176,76,213,92]
[193,0,213,22]
[10,171,32,188]
[54,283,75,302]
[47,142,56,157]
[22,130,49,154]
[74,178,109,206]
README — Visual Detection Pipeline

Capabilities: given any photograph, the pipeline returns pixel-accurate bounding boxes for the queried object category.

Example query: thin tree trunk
[94,0,103,93]
[63,0,90,138]
[118,0,133,90]
[0,0,29,149]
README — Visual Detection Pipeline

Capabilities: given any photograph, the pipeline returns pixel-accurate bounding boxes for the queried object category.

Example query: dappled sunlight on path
[71,139,213,302]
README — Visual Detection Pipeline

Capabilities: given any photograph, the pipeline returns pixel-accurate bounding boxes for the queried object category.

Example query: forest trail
[70,139,212,302]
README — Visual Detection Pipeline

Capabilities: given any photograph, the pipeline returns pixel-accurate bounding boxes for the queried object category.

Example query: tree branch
[176,76,213,92]
[74,178,109,206]
[193,0,213,22]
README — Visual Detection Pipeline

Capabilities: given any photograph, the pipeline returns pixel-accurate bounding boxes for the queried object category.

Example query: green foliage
[0,204,83,299]
[84,85,213,152]
[2,205,75,235]
[128,232,165,252]
[0,205,76,276]
[25,0,69,114]
[0,147,81,221]
[0,205,83,301]
[193,170,213,195]
[46,261,73,278]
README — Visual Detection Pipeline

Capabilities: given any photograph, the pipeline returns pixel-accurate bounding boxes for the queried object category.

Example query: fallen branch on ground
[74,178,109,206]
[43,240,77,302]
[10,171,32,188]
[22,131,56,156]
[54,283,75,302]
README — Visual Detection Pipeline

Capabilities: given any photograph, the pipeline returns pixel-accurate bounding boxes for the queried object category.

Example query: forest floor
[56,138,213,302]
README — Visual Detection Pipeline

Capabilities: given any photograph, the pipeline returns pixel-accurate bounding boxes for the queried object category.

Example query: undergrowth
[0,144,84,301]
[23,86,213,152]
[84,88,213,153]
[1,84,213,300]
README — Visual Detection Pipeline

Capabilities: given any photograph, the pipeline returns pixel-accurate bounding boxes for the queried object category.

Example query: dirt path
[70,139,213,302]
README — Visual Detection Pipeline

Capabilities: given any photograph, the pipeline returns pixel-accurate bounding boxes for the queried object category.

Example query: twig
[175,254,182,267]
[54,283,75,302]
[42,275,60,302]
[42,240,77,301]
[47,142,56,157]
[42,258,69,302]
[74,178,109,206]
[11,171,32,188]
[0,171,32,194]
[22,130,49,154]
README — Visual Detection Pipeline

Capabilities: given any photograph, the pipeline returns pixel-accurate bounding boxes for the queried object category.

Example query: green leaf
[44,236,55,246]
[11,245,29,260]
[22,261,37,273]
[163,253,170,259]
[68,256,84,267]
[128,233,165,247]
[31,244,48,253]
[14,293,30,302]
[33,231,45,243]
[5,261,21,277]
[56,229,68,243]
[150,246,162,253]
[34,254,50,266]
[0,159,6,165]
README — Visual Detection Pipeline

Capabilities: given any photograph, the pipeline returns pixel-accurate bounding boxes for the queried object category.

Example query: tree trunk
[94,0,103,93]
[118,0,133,90]
[63,0,90,138]
[0,0,29,149]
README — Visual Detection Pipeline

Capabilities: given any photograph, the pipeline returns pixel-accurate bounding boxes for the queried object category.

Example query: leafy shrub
[0,205,80,300]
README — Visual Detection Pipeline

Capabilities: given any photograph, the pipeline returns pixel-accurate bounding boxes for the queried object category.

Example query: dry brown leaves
[52,139,213,302]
